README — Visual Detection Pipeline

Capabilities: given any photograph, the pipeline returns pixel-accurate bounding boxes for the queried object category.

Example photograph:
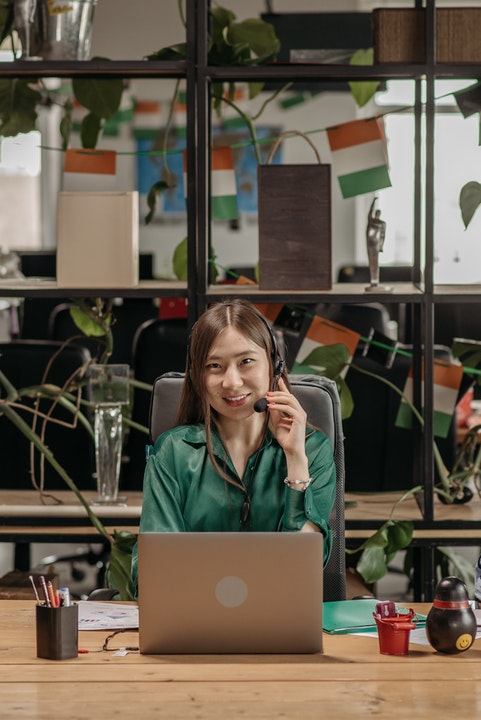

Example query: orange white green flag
[183,146,238,220]
[395,359,464,438]
[293,315,360,378]
[326,117,391,198]
[63,149,117,191]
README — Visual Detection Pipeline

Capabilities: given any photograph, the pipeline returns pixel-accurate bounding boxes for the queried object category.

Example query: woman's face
[204,326,271,421]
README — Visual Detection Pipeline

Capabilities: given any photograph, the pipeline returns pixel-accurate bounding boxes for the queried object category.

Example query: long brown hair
[174,299,289,487]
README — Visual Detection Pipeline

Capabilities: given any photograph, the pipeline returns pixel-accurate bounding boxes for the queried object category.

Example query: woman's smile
[223,393,250,407]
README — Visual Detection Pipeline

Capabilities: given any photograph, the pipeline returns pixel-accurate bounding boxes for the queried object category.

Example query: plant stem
[349,361,452,496]
[2,403,111,542]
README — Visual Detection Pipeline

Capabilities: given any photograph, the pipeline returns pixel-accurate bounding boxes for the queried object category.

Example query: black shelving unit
[2,0,481,600]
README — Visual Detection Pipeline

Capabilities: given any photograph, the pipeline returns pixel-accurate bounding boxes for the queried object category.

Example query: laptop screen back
[138,532,323,654]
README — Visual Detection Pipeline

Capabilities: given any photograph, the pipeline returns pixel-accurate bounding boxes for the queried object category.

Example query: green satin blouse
[131,423,336,586]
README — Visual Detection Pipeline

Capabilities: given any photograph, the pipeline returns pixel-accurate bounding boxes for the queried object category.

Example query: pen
[29,575,41,604]
[47,581,58,608]
[40,576,51,607]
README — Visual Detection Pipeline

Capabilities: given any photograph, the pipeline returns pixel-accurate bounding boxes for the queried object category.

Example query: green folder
[322,599,426,634]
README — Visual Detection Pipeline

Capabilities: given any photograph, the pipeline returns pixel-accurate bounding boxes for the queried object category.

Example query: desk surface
[1,601,480,719]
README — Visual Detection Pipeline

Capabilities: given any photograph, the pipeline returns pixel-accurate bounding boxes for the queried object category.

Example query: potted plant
[0,298,152,599]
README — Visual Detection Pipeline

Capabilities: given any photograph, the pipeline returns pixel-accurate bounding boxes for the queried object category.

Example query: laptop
[138,532,323,654]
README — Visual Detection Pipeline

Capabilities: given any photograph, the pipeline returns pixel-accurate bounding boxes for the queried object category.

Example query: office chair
[148,371,346,602]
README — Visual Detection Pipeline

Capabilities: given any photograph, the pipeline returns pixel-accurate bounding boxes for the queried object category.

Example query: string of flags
[219,279,467,437]
[60,113,393,209]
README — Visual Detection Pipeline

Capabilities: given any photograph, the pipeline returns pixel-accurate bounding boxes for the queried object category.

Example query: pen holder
[36,604,78,660]
[373,609,417,656]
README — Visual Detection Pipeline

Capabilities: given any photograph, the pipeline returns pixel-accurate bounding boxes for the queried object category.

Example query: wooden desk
[0,490,142,569]
[1,601,480,719]
[1,490,480,599]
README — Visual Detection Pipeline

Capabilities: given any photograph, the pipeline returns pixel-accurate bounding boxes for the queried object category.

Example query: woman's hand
[266,377,309,478]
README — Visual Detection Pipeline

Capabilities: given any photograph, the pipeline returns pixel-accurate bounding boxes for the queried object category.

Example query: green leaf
[80,112,102,149]
[59,99,73,152]
[451,339,481,374]
[173,237,188,280]
[356,544,388,584]
[459,181,481,229]
[70,305,109,337]
[248,81,265,100]
[299,342,350,378]
[211,6,236,47]
[72,73,123,120]
[145,180,171,225]
[107,530,137,601]
[349,48,380,108]
[0,78,40,136]
[145,43,187,61]
[337,377,354,420]
[227,19,280,64]
[385,520,413,556]
[0,0,13,45]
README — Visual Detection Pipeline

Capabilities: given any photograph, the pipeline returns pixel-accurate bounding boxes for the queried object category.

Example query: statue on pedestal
[365,197,392,292]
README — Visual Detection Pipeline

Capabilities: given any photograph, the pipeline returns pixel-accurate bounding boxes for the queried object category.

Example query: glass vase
[89,364,129,506]
[93,404,123,504]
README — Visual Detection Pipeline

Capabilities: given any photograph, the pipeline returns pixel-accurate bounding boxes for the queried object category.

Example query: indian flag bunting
[395,359,464,438]
[63,149,117,192]
[326,118,391,199]
[293,315,360,378]
[183,146,238,221]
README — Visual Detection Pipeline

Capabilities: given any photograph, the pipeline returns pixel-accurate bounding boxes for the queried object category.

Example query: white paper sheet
[77,601,139,630]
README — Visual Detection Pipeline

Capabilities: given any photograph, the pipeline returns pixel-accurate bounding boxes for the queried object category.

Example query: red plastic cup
[373,609,417,656]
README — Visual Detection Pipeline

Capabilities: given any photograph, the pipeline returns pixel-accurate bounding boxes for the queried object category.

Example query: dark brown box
[373,8,481,64]
[257,164,332,291]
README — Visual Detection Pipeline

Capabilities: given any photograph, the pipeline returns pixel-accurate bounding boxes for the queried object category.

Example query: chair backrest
[149,371,346,602]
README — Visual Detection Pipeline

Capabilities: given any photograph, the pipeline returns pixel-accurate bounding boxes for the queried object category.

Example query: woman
[132,299,336,584]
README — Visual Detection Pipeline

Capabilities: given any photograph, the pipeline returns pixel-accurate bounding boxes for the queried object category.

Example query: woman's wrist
[284,476,312,492]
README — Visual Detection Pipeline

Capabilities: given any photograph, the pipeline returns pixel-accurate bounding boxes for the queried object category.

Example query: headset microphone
[254,397,268,413]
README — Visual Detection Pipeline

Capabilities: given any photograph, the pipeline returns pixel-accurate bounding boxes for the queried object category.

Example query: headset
[252,309,286,412]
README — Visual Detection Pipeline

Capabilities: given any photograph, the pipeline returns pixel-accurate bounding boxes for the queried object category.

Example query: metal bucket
[14,0,97,60]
